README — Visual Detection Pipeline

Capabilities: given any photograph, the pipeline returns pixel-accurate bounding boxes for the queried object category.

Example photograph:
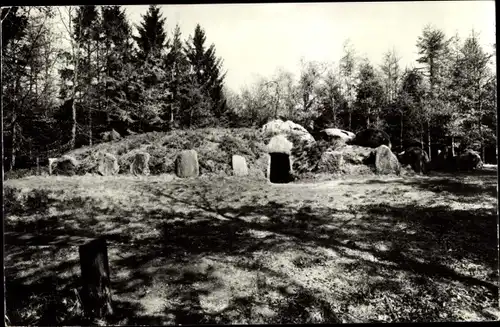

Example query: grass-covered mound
[66,128,272,177]
[5,127,414,181]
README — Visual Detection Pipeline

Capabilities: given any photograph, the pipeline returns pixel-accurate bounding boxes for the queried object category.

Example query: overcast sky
[123,1,495,92]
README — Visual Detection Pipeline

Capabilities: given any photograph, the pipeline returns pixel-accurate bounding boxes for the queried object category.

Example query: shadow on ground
[343,170,497,199]
[4,171,499,325]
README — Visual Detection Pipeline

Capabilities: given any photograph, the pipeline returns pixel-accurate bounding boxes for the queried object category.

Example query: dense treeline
[2,5,228,170]
[227,32,497,162]
[227,31,497,162]
[2,5,497,172]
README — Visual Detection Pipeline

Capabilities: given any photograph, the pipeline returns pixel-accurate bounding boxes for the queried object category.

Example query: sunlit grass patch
[4,169,498,325]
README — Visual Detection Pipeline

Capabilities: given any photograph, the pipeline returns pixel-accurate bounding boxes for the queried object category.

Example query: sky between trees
[119,2,496,92]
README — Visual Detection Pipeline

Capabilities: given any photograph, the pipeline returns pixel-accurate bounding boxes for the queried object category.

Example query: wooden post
[79,238,113,319]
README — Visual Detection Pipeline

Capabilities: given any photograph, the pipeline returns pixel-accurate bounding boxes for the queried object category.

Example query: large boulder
[262,119,315,144]
[319,128,356,143]
[51,155,79,176]
[232,155,248,176]
[267,134,293,155]
[130,152,150,176]
[317,151,344,173]
[352,128,392,149]
[457,149,483,171]
[176,149,200,178]
[397,147,430,174]
[340,145,375,165]
[97,152,119,176]
[102,129,121,142]
[375,145,401,175]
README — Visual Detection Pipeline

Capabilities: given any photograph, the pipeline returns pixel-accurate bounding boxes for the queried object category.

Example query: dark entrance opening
[269,152,291,183]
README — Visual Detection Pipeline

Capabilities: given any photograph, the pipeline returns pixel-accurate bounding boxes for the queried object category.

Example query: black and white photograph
[2,1,498,325]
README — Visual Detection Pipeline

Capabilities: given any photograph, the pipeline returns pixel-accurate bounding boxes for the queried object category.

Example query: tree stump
[78,238,113,319]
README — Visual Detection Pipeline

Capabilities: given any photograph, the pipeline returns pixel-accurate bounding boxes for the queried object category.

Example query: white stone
[267,134,293,154]
[48,158,58,175]
[232,155,248,176]
[321,128,356,142]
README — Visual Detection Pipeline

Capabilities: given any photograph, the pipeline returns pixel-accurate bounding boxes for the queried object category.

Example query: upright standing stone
[375,145,401,175]
[48,158,58,175]
[97,152,119,176]
[175,149,199,178]
[79,238,113,319]
[130,152,150,176]
[232,155,248,176]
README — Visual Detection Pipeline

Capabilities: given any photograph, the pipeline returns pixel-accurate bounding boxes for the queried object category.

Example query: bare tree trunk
[190,107,194,127]
[332,96,337,127]
[71,99,77,149]
[9,73,22,171]
[171,65,176,124]
[427,119,432,161]
[34,67,38,95]
[420,126,424,151]
[88,42,92,146]
[64,7,80,150]
[348,108,352,131]
[9,112,16,171]
[478,94,484,162]
[88,109,92,146]
[275,85,280,119]
[400,112,404,150]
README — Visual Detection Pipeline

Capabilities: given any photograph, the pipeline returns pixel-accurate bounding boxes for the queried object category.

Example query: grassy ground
[4,166,499,325]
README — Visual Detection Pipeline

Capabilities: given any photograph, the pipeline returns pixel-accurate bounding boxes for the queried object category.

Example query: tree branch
[1,6,12,23]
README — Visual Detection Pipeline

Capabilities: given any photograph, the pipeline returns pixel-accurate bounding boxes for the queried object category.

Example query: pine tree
[416,25,451,159]
[355,60,385,130]
[57,6,84,150]
[2,7,30,170]
[131,5,169,132]
[164,24,191,127]
[133,5,167,61]
[205,43,228,122]
[73,5,101,146]
[100,5,135,133]
[185,24,227,126]
[2,6,28,51]
[296,59,326,128]
[2,7,61,170]
[449,30,494,160]
[339,39,358,130]
[395,68,426,149]
[315,67,346,131]
[380,48,401,103]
